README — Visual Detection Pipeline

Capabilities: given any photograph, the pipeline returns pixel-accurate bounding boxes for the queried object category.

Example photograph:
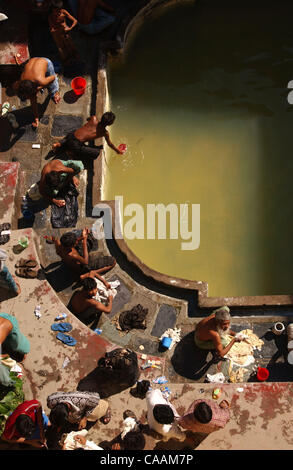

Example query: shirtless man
[30,159,83,208]
[194,306,243,359]
[52,112,123,160]
[48,1,78,63]
[51,228,116,275]
[70,276,113,321]
[13,57,61,128]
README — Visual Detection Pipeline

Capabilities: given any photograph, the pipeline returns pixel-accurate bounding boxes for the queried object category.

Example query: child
[48,0,78,64]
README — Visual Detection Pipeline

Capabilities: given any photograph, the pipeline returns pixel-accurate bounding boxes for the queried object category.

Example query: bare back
[55,244,85,274]
[195,314,218,341]
[74,116,106,142]
[21,58,48,84]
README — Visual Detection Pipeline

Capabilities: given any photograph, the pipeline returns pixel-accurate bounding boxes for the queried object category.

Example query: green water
[104,0,293,297]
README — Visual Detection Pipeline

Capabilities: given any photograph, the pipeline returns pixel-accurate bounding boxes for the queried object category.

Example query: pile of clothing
[117,304,148,332]
[224,329,264,383]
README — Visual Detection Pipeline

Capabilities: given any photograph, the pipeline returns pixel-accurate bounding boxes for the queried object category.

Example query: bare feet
[14,279,21,295]
[100,408,111,425]
[73,176,80,188]
[52,142,61,152]
[53,91,61,104]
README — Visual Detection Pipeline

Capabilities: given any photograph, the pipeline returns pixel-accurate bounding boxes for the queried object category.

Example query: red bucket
[256,367,269,382]
[71,77,86,96]
[118,143,127,154]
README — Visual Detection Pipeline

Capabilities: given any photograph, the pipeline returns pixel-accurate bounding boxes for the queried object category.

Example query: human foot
[73,176,80,188]
[32,118,39,128]
[52,142,61,152]
[100,408,111,425]
[53,91,61,104]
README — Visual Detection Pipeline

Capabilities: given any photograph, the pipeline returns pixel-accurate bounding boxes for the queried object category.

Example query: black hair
[15,414,37,438]
[193,402,212,424]
[45,171,61,188]
[81,277,97,292]
[17,80,38,100]
[49,403,69,427]
[123,430,145,450]
[100,111,116,127]
[60,232,77,248]
[153,404,174,424]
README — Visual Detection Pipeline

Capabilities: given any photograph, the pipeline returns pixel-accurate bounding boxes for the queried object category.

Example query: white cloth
[146,389,186,442]
[159,328,181,350]
[61,430,103,450]
[26,182,42,201]
[206,372,226,383]
[93,278,120,303]
[121,417,137,440]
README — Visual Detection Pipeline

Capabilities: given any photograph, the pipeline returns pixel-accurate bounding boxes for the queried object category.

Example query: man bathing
[52,112,124,160]
[194,306,243,359]
[51,229,116,275]
[13,57,61,128]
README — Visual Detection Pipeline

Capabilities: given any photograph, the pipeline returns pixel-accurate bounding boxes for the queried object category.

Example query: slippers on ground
[51,322,73,332]
[15,267,38,278]
[0,223,11,232]
[0,235,9,245]
[15,258,38,268]
[56,332,77,346]
[100,408,111,425]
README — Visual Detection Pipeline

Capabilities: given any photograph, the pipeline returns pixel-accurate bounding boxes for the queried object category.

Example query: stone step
[0,161,20,227]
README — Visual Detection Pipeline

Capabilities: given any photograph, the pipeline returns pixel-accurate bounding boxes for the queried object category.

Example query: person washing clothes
[194,306,244,360]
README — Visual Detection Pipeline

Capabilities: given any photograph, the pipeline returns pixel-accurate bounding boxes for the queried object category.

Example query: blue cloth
[42,57,59,98]
[30,411,49,440]
[0,265,18,294]
[0,313,30,355]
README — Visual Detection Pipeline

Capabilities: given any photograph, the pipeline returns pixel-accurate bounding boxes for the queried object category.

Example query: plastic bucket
[71,77,86,96]
[161,337,172,349]
[256,367,269,382]
[272,322,285,335]
[118,143,127,154]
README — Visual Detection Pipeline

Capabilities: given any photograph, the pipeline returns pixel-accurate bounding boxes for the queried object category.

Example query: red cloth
[178,399,230,434]
[1,400,40,440]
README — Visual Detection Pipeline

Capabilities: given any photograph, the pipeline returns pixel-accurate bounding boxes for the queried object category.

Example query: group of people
[0,0,242,452]
[0,302,235,450]
[0,378,231,450]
